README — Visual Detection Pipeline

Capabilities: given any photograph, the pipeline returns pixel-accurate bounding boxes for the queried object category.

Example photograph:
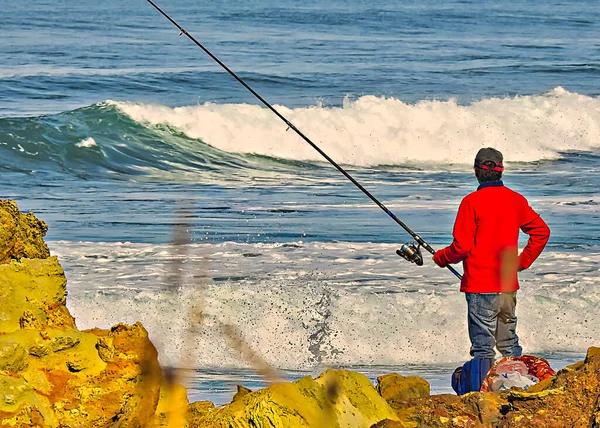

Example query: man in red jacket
[433,148,550,361]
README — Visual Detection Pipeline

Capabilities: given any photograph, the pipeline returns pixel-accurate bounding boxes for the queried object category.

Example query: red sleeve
[437,198,476,265]
[518,206,550,271]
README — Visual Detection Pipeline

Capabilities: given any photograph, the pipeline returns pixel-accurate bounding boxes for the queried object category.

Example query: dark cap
[474,147,504,172]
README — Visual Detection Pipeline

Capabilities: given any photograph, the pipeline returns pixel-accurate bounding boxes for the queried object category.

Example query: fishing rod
[146,0,462,281]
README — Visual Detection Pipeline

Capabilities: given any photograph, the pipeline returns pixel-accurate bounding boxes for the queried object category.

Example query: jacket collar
[477,180,504,191]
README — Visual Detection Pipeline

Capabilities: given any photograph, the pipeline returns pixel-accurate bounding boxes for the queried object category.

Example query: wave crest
[110,87,600,166]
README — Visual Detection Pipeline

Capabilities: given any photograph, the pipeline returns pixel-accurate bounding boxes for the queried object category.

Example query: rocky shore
[1,199,598,427]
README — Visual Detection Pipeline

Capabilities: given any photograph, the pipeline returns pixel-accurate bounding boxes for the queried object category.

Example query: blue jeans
[465,292,522,359]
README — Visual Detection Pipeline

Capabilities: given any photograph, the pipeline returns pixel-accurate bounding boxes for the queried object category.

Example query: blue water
[2,0,599,116]
[1,0,599,402]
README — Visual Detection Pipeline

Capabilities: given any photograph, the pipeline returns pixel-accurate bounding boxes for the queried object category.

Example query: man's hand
[432,251,448,268]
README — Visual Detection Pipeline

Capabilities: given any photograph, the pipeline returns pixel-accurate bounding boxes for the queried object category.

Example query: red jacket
[434,181,550,293]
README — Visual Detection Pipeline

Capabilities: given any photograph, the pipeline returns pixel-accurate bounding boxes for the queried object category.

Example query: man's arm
[518,212,550,271]
[433,199,476,267]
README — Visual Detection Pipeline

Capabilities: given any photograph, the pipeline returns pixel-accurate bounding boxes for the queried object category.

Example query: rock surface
[0,201,165,427]
[0,199,50,264]
[188,369,401,428]
[381,348,600,428]
[377,373,430,407]
[0,257,75,333]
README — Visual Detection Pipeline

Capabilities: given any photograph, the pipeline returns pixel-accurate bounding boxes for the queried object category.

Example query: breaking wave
[1,88,599,180]
[111,87,600,166]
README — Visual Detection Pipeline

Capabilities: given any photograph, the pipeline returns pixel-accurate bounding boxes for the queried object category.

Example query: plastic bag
[495,360,529,376]
[480,355,555,393]
[490,371,539,391]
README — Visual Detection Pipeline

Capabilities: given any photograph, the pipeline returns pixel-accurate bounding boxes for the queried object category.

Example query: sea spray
[51,240,600,369]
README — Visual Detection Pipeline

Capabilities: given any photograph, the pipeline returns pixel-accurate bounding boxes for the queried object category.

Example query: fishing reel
[396,242,424,266]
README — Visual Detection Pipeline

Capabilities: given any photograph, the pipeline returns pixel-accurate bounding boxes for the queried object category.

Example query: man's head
[474,147,504,184]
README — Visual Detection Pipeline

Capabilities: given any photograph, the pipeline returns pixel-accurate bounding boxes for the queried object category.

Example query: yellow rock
[232,384,252,402]
[0,257,75,333]
[0,338,28,372]
[0,202,166,427]
[585,347,600,363]
[0,322,162,427]
[153,379,190,427]
[187,400,217,421]
[0,199,50,265]
[376,373,430,403]
[191,369,400,428]
[0,373,58,427]
[507,388,565,401]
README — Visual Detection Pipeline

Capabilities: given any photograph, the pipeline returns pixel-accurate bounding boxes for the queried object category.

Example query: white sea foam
[76,137,97,148]
[108,87,600,166]
[0,65,213,79]
[49,240,600,369]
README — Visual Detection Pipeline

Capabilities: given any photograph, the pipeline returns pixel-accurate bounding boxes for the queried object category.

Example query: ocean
[1,0,599,402]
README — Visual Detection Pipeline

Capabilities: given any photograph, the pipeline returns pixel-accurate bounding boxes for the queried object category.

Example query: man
[433,148,550,367]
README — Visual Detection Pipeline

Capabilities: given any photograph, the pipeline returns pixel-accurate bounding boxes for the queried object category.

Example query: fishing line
[146,0,462,280]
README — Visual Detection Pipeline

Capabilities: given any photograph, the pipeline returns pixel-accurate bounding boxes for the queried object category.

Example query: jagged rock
[28,343,50,358]
[65,358,86,372]
[0,322,163,427]
[153,378,190,427]
[381,348,600,427]
[0,200,164,427]
[188,400,216,419]
[496,346,600,427]
[232,384,252,402]
[51,336,80,352]
[0,339,28,372]
[377,373,430,405]
[189,369,401,427]
[95,336,115,362]
[0,257,75,333]
[0,199,50,264]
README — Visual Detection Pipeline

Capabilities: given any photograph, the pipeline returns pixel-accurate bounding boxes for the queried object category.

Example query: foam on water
[109,87,600,166]
[50,240,600,370]
[76,137,97,148]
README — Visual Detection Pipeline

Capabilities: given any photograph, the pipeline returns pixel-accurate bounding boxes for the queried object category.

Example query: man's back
[436,181,550,293]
